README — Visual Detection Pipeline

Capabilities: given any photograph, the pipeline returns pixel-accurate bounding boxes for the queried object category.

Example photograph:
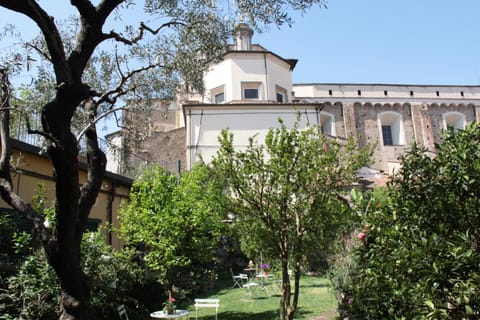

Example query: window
[214,92,224,104]
[378,111,405,146]
[242,82,262,100]
[211,85,225,104]
[275,86,287,103]
[244,88,258,99]
[276,93,283,103]
[319,112,335,136]
[443,112,465,133]
[382,125,394,146]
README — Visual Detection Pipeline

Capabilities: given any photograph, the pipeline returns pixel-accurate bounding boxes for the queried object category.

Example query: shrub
[0,231,148,320]
[0,250,60,319]
[334,124,480,319]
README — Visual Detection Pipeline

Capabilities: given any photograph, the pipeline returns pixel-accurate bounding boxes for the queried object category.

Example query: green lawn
[187,276,336,320]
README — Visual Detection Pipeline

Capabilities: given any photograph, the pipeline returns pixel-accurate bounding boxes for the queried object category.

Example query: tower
[233,23,254,51]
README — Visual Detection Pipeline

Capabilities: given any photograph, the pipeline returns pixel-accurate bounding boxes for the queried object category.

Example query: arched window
[443,112,465,133]
[378,111,405,146]
[319,112,336,136]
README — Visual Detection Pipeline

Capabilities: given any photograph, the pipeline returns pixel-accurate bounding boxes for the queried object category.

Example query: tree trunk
[45,138,100,320]
[287,262,302,320]
[41,95,105,319]
[279,259,291,320]
[53,250,91,320]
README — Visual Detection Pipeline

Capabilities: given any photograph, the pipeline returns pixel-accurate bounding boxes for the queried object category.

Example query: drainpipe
[188,109,192,169]
[106,179,114,245]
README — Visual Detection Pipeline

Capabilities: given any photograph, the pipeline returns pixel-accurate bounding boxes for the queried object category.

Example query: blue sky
[1,1,479,137]
[2,1,480,86]
[254,0,480,85]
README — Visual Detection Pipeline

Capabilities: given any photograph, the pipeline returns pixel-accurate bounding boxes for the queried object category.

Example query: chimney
[233,23,253,51]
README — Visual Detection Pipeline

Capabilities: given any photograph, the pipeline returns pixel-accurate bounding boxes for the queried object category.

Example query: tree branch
[25,114,58,144]
[68,0,123,80]
[96,0,124,20]
[337,193,355,209]
[0,0,69,84]
[0,69,49,243]
[25,42,52,63]
[78,99,106,225]
[0,69,12,177]
[70,0,96,18]
[76,106,124,142]
[95,62,159,106]
[104,20,186,46]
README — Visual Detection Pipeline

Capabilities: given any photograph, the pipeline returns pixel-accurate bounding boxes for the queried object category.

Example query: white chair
[194,298,219,320]
[243,281,260,298]
[117,304,129,320]
[230,268,248,288]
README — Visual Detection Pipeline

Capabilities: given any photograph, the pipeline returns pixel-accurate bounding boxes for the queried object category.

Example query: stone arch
[443,111,466,132]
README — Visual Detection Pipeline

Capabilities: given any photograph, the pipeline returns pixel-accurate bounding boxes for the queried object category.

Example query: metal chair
[194,298,219,320]
[117,304,129,320]
[243,281,261,298]
[230,268,248,288]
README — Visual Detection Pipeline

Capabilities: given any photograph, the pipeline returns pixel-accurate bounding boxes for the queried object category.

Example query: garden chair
[243,281,260,298]
[230,268,248,288]
[194,298,220,320]
[117,304,129,320]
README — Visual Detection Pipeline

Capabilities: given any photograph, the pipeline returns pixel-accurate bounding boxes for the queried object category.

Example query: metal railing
[11,113,182,180]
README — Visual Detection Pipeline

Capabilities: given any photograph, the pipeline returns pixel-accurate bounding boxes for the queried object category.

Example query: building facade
[2,139,132,249]
[111,23,480,185]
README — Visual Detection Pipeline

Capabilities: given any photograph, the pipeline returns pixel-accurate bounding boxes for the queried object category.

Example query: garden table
[150,309,190,319]
[243,267,256,280]
[256,273,274,287]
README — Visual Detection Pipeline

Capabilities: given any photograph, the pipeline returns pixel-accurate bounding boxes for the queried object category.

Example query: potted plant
[163,292,176,314]
[260,263,270,275]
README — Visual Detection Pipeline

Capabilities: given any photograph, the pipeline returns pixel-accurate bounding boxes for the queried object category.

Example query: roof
[224,45,298,71]
[294,82,480,88]
[10,138,133,186]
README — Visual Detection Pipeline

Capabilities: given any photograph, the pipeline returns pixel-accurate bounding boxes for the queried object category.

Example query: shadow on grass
[301,282,331,288]
[195,309,318,320]
[196,310,278,320]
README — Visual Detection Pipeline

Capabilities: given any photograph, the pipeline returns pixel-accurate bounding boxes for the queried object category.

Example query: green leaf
[425,300,435,310]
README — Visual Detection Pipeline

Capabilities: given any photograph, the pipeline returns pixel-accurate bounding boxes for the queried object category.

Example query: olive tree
[0,1,328,319]
[0,1,329,318]
[211,118,372,320]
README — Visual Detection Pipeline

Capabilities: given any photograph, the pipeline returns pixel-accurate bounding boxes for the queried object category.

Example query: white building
[183,23,480,183]
[112,23,480,184]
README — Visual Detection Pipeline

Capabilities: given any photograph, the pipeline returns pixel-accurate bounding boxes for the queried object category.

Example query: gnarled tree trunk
[0,70,106,320]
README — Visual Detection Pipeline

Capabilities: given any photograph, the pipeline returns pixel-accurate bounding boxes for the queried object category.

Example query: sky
[2,0,480,86]
[254,0,480,86]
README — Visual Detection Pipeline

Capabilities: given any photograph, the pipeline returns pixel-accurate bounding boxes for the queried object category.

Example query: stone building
[292,83,479,176]
[109,23,480,185]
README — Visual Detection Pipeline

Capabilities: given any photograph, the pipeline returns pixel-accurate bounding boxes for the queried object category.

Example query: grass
[186,276,336,320]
